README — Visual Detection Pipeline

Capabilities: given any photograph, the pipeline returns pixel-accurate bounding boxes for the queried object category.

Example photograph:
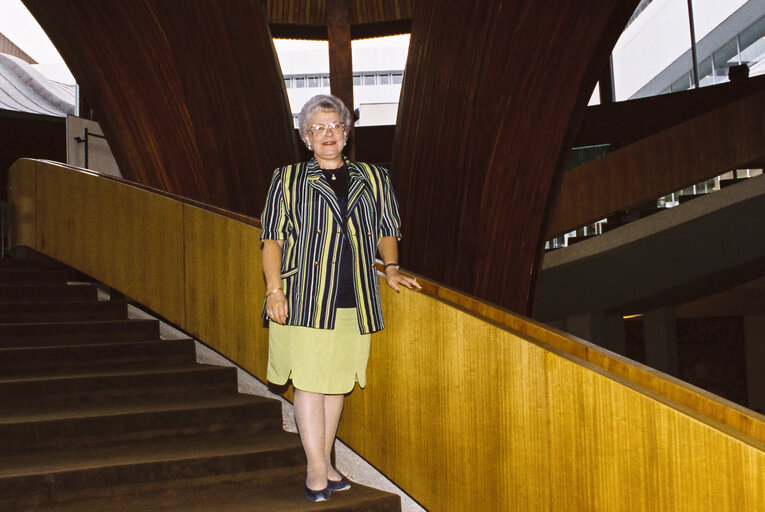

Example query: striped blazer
[260,157,402,334]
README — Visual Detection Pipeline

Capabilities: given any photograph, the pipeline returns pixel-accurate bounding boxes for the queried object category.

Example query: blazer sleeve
[260,168,290,240]
[377,166,402,240]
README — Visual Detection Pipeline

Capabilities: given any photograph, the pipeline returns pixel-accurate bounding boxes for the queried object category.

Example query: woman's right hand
[266,289,289,325]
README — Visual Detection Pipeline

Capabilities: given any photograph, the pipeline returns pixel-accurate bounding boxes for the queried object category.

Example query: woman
[260,94,420,502]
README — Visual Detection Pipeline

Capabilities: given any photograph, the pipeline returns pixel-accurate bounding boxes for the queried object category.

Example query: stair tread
[0,256,401,511]
[0,338,189,353]
[0,430,302,477]
[0,390,275,424]
[26,471,400,512]
[0,318,155,327]
[0,362,227,385]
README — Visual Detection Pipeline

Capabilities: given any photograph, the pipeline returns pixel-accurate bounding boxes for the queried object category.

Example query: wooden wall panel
[9,160,765,512]
[393,0,639,316]
[22,0,296,218]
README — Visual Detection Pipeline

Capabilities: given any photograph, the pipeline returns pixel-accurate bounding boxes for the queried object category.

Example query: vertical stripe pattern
[260,157,401,334]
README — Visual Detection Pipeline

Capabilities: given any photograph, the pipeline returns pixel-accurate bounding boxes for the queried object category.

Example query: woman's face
[306,109,346,165]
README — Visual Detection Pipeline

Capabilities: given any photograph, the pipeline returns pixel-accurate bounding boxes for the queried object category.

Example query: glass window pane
[670,73,691,92]
[392,72,403,84]
[353,74,361,86]
[308,76,319,87]
[379,73,390,85]
[713,39,739,83]
[740,16,765,64]
[698,57,714,87]
[295,77,305,88]
[322,76,330,87]
[363,74,376,85]
[284,78,292,88]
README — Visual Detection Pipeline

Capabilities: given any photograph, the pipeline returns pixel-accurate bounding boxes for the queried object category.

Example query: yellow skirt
[267,308,371,394]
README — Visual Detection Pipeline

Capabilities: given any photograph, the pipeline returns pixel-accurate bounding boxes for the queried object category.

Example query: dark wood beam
[327,0,355,159]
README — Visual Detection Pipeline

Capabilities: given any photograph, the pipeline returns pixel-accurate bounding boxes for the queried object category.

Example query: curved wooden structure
[9,160,765,511]
[22,0,297,217]
[393,0,639,316]
[547,86,765,238]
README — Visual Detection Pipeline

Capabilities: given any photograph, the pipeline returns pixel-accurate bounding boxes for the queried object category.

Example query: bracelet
[384,262,400,272]
[265,288,282,298]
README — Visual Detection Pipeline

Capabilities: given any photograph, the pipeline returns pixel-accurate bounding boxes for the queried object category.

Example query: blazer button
[367,231,372,236]
[314,261,319,265]
[316,228,321,233]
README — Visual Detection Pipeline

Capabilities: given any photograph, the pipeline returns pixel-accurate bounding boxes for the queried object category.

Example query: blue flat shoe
[327,477,351,492]
[305,486,331,502]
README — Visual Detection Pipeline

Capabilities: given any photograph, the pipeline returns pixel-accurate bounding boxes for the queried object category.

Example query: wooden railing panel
[8,160,764,511]
[7,159,37,249]
[339,282,765,511]
[26,161,186,325]
[420,280,765,444]
[182,204,270,380]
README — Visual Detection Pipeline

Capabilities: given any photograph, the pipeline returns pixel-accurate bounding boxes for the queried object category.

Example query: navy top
[321,164,356,308]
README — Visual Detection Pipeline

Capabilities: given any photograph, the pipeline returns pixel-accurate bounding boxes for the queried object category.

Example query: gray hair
[298,94,352,148]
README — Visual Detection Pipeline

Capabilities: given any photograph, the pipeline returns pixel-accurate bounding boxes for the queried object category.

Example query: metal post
[687,0,700,88]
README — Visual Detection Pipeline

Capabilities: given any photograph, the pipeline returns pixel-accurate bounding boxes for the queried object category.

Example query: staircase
[0,256,401,511]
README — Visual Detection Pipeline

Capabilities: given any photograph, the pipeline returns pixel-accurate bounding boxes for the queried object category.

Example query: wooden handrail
[8,159,765,511]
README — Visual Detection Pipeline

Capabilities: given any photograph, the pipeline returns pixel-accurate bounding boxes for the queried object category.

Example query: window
[670,73,691,93]
[379,73,390,85]
[322,76,331,87]
[295,77,305,88]
[697,57,714,87]
[363,74,376,85]
[392,73,403,84]
[308,76,320,87]
[284,77,292,88]
[740,16,765,64]
[353,74,361,86]
[713,39,739,83]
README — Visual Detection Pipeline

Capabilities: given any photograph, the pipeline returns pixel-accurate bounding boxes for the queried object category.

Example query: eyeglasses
[309,122,345,136]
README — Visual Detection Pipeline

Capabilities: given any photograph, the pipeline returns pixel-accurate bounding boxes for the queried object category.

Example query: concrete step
[0,268,72,285]
[0,258,66,270]
[0,431,306,510]
[0,339,196,376]
[0,393,284,454]
[0,300,128,323]
[0,365,239,407]
[17,470,402,512]
[0,319,160,348]
[0,283,98,303]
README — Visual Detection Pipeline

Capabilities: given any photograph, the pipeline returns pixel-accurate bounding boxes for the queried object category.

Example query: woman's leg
[293,389,328,490]
[323,394,344,481]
